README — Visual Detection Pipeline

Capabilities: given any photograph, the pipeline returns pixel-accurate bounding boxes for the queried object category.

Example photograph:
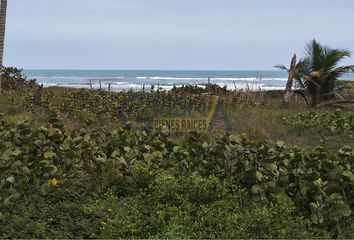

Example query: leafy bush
[0,67,37,90]
[87,173,317,239]
[0,115,353,238]
[282,109,354,135]
[0,191,100,239]
[171,84,229,95]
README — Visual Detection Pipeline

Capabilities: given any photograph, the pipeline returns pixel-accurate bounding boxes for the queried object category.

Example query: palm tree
[276,40,354,107]
[0,0,7,92]
[275,54,297,105]
[0,0,7,67]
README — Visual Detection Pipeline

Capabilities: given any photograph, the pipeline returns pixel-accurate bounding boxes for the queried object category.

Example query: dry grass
[1,87,353,152]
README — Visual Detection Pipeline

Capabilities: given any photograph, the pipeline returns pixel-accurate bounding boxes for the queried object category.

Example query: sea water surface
[23,70,354,92]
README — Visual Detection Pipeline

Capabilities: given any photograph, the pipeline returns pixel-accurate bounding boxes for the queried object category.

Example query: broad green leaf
[173,146,180,153]
[6,176,15,184]
[256,171,263,182]
[3,149,21,158]
[11,192,21,201]
[21,166,31,175]
[11,149,21,156]
[329,193,343,202]
[111,150,120,158]
[47,165,58,175]
[310,213,324,224]
[276,141,286,148]
[143,153,152,161]
[124,147,131,153]
[39,160,51,165]
[310,202,318,212]
[342,171,354,181]
[313,178,323,188]
[274,191,289,203]
[251,184,263,194]
[44,151,56,159]
[341,205,352,217]
[96,157,106,163]
[152,151,163,159]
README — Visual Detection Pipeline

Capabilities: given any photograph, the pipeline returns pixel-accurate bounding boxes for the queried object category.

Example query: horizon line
[22,68,284,72]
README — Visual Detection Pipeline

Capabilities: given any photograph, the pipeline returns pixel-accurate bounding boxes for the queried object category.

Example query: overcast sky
[4,0,354,70]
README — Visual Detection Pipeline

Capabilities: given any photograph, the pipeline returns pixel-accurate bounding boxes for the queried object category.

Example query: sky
[4,0,354,70]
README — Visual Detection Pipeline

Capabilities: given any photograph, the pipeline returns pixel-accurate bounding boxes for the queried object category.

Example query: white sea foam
[30,71,289,92]
[212,77,287,81]
[136,76,287,82]
[41,82,284,92]
[137,76,206,81]
[33,76,125,80]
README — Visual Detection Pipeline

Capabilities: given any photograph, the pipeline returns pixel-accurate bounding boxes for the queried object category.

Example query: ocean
[23,70,354,92]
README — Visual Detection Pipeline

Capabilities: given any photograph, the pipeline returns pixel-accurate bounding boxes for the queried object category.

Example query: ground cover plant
[0,76,354,238]
[1,86,353,149]
[283,109,354,135]
[0,115,353,238]
[0,67,37,91]
[0,68,354,238]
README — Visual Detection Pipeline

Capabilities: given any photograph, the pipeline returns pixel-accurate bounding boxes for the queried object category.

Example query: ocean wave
[212,77,287,81]
[137,76,206,81]
[30,76,126,80]
[32,75,287,82]
[40,82,285,92]
[136,76,287,81]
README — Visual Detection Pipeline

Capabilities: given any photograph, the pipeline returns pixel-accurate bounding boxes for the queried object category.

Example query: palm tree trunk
[0,0,7,67]
[0,0,7,93]
[282,54,296,105]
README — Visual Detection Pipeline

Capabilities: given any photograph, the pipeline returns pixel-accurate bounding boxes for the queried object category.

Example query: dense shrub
[86,173,318,239]
[0,67,37,91]
[171,84,229,95]
[0,192,100,239]
[283,109,354,135]
[0,115,353,238]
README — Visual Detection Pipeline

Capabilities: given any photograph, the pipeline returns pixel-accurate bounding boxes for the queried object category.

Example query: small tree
[0,67,37,90]
[276,40,354,107]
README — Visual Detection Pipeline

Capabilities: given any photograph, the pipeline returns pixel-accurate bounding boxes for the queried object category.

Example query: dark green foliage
[26,88,216,123]
[0,114,353,238]
[276,40,354,106]
[0,192,101,239]
[0,67,37,90]
[283,108,354,135]
[171,84,229,95]
[0,82,353,238]
[87,175,316,239]
[1,85,265,129]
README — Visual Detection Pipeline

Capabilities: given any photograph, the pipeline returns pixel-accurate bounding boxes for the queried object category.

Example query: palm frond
[332,65,354,74]
[274,65,289,72]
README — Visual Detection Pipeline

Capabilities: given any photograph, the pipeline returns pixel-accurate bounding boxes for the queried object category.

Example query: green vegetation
[0,114,353,238]
[283,109,354,135]
[0,67,37,90]
[276,39,354,107]
[0,69,354,238]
